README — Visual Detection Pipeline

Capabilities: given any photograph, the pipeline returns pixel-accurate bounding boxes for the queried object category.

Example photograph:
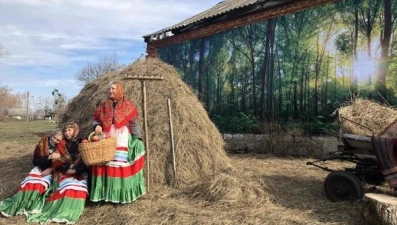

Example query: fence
[223,133,341,158]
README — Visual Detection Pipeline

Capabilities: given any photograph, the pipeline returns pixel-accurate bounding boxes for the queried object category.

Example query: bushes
[211,112,258,134]
[211,112,338,135]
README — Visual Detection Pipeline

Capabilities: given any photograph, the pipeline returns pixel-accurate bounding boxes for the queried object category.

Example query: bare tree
[0,85,23,119]
[75,53,122,83]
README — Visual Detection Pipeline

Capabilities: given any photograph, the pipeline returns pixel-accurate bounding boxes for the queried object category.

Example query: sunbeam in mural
[353,53,376,83]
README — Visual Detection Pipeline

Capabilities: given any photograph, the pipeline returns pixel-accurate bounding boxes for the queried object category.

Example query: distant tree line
[0,86,24,119]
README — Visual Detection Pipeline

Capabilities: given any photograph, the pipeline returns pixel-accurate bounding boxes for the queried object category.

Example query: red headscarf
[93,82,138,132]
[33,134,51,158]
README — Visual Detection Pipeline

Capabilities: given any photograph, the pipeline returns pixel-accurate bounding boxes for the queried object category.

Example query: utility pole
[26,91,29,122]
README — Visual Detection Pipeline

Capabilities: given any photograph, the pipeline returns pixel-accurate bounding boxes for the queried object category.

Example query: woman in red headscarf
[89,81,146,203]
[27,122,88,224]
[0,129,63,217]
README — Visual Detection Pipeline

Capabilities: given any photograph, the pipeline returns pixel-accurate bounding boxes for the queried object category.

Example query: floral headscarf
[93,82,138,132]
[34,128,63,158]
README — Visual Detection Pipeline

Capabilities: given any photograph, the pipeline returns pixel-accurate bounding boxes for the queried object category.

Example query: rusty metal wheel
[324,170,364,202]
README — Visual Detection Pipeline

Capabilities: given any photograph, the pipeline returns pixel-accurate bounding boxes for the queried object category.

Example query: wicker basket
[79,132,116,166]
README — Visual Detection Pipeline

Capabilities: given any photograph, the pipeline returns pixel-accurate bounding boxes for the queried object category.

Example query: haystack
[338,98,397,136]
[59,58,268,202]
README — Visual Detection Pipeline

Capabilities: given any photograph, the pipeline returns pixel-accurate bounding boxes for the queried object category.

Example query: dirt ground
[0,120,393,225]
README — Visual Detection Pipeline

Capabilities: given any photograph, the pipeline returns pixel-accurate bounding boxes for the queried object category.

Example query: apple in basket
[81,139,88,144]
[91,135,100,142]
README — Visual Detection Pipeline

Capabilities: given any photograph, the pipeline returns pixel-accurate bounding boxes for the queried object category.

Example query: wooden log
[167,98,176,178]
[361,193,397,225]
[142,80,150,193]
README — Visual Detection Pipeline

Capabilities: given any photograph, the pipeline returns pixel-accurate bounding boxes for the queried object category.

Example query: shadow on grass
[0,154,33,198]
[226,153,363,225]
[261,173,362,224]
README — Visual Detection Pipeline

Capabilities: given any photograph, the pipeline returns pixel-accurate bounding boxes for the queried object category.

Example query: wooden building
[5,108,31,120]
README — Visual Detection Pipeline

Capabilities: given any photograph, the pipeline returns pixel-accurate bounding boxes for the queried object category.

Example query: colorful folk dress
[90,98,146,203]
[27,138,88,224]
[0,135,55,217]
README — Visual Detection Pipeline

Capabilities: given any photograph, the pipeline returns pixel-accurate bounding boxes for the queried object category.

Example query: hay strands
[124,73,164,192]
[340,116,375,136]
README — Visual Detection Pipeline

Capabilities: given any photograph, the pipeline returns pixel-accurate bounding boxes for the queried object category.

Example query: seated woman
[0,128,63,217]
[90,81,146,204]
[27,121,88,224]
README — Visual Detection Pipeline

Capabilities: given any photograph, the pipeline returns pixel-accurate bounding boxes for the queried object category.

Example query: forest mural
[157,0,396,134]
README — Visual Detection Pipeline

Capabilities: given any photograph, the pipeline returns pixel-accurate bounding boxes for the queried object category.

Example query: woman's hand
[49,152,61,160]
[66,169,76,175]
[95,125,103,134]
[41,167,53,176]
[95,125,102,134]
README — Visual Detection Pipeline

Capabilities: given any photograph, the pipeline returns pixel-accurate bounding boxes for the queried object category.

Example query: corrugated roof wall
[143,0,294,39]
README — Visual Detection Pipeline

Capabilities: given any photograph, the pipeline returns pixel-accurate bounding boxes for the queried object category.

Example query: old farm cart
[307,127,384,202]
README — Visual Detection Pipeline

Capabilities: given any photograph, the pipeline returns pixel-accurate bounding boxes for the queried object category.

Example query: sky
[0,0,220,106]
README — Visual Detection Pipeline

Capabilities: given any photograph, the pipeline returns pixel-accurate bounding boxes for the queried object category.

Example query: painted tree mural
[157,0,397,133]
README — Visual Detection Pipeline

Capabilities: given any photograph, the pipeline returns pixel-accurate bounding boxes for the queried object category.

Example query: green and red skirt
[0,167,53,217]
[90,128,146,204]
[27,173,88,224]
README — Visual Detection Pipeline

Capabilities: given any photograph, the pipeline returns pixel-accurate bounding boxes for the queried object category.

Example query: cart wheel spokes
[324,171,364,202]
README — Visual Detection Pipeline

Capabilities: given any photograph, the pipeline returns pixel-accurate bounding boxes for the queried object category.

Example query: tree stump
[361,193,397,225]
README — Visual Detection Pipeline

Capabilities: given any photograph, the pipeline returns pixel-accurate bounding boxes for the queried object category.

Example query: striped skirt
[27,172,88,224]
[0,167,52,217]
[90,128,146,204]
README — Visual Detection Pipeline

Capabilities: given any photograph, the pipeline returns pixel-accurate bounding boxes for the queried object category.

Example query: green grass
[0,119,58,144]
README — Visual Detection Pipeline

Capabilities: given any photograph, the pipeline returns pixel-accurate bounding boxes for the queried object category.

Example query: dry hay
[0,121,367,224]
[59,57,266,203]
[338,98,397,136]
[181,169,269,205]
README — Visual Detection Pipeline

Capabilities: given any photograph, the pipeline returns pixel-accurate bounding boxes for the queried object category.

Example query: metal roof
[143,0,290,40]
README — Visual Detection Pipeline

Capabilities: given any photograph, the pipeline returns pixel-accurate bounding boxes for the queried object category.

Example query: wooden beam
[146,0,341,51]
[124,76,163,81]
